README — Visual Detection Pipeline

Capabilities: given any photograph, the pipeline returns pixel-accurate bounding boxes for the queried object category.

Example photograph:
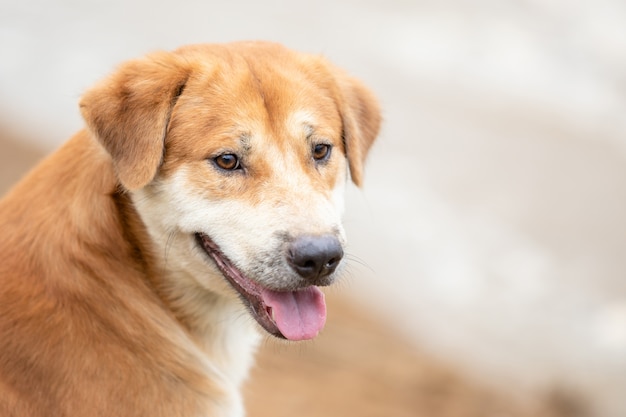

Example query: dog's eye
[213,154,241,171]
[312,144,332,162]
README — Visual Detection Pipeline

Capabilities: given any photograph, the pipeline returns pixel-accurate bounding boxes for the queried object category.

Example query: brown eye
[213,154,241,171]
[312,143,332,162]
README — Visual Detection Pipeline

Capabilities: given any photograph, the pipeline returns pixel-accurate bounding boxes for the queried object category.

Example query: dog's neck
[117,181,261,389]
[136,256,262,387]
[155,275,262,386]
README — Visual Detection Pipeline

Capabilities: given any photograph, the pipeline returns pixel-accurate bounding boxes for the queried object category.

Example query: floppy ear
[335,72,381,187]
[79,52,191,191]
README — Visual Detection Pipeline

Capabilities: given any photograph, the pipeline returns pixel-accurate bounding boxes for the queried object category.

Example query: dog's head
[80,42,380,341]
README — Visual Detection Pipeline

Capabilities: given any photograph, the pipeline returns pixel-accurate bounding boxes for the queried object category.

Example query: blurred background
[1,1,625,416]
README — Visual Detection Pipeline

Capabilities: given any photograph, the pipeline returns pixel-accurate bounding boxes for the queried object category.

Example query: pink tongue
[260,286,327,341]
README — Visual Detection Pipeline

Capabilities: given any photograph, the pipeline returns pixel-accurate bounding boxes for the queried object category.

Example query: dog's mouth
[195,233,327,341]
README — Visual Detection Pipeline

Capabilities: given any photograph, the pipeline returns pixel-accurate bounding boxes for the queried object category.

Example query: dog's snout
[287,235,343,284]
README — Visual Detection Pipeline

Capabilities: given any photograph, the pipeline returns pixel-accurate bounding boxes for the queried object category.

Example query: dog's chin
[194,233,327,341]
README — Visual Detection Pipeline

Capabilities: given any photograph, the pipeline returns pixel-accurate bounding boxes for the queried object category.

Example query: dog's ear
[80,52,191,190]
[334,71,381,187]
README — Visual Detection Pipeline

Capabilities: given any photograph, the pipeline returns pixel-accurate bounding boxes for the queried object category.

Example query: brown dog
[0,41,380,417]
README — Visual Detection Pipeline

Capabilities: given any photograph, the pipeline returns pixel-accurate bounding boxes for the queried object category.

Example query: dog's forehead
[168,52,343,155]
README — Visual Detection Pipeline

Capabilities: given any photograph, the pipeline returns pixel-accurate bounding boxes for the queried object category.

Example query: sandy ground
[2,1,626,416]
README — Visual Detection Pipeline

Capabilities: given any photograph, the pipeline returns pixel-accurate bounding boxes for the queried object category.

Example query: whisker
[163,228,178,268]
[344,252,375,274]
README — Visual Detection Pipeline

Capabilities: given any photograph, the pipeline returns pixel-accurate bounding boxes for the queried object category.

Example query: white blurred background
[1,1,625,416]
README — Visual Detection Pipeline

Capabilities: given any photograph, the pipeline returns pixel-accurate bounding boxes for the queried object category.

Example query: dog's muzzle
[196,232,343,341]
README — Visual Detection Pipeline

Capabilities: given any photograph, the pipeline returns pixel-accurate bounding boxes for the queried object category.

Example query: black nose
[287,235,344,284]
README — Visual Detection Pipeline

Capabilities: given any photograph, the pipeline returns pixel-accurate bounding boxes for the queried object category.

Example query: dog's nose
[287,235,344,283]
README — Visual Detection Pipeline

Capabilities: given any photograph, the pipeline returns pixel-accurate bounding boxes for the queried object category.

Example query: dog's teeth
[267,307,275,321]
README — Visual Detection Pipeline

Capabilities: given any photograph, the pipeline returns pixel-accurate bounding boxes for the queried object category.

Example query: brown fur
[0,41,380,417]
